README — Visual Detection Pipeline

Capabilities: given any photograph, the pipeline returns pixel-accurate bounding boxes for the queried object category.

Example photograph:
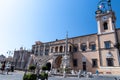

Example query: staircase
[36,53,54,68]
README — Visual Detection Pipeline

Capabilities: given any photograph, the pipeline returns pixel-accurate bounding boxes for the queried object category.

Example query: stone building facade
[13,1,120,74]
[13,47,32,70]
[31,5,120,74]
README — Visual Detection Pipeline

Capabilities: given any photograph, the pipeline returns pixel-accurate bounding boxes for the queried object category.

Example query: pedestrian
[0,62,2,70]
[78,70,81,78]
[6,65,9,74]
[6,62,11,74]
[1,61,5,74]
[96,70,99,76]
[114,77,117,80]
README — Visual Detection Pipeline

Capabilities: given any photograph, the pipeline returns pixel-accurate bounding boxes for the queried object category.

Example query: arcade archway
[55,56,62,68]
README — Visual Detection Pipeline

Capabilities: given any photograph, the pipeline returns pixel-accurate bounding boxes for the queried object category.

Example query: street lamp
[7,51,13,57]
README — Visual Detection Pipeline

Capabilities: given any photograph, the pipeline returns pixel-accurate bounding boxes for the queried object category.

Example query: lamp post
[7,50,13,64]
[7,51,13,57]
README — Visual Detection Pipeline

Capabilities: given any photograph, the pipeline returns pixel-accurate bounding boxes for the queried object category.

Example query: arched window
[51,47,54,53]
[103,22,108,30]
[59,46,63,53]
[55,46,58,52]
[64,46,65,52]
[73,44,78,52]
[81,43,87,51]
[69,46,72,52]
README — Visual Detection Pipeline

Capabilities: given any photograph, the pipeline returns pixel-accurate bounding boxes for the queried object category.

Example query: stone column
[62,46,64,52]
[34,46,37,55]
[58,46,60,53]
[49,47,51,53]
[63,46,65,52]
[87,40,89,51]
[43,44,46,56]
[97,20,101,34]
[38,45,40,56]
[109,17,114,32]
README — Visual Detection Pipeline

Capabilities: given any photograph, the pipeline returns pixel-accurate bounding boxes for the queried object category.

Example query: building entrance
[82,62,86,71]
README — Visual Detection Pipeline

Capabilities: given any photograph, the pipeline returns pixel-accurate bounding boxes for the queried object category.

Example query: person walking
[6,62,11,74]
[1,61,5,74]
[0,62,2,70]
[96,70,99,76]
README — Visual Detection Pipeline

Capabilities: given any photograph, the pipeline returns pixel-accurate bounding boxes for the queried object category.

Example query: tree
[29,65,36,73]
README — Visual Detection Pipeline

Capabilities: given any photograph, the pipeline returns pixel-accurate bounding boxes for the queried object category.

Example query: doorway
[82,62,86,71]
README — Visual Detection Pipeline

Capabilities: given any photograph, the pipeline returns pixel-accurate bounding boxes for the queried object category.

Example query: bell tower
[95,0,116,34]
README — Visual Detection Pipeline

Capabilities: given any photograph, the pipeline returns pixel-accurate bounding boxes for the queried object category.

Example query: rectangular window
[73,44,78,52]
[104,41,111,49]
[90,44,96,51]
[73,59,78,67]
[107,58,114,66]
[92,59,98,67]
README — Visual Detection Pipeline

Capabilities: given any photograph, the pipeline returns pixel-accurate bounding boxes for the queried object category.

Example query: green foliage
[29,65,36,71]
[39,72,48,80]
[23,72,48,80]
[63,68,71,74]
[42,66,48,71]
[23,74,37,80]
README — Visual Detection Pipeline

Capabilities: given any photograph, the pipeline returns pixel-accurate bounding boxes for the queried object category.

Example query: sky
[0,0,120,57]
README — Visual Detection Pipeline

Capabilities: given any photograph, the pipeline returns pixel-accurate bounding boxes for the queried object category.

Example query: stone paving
[0,70,24,80]
[0,70,120,80]
[48,75,120,80]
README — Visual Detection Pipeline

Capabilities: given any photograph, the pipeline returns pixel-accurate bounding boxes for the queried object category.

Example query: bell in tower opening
[95,0,116,34]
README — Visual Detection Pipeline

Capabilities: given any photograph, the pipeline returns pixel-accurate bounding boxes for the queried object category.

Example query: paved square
[0,70,24,80]
[0,70,120,80]
[48,76,120,80]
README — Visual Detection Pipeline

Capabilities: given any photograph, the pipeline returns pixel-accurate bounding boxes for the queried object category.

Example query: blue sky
[0,0,120,57]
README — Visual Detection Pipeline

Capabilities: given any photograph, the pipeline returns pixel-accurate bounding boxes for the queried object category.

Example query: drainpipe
[115,28,120,65]
[97,34,103,66]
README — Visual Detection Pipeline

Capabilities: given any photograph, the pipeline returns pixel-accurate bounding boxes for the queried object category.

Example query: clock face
[102,16,108,21]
